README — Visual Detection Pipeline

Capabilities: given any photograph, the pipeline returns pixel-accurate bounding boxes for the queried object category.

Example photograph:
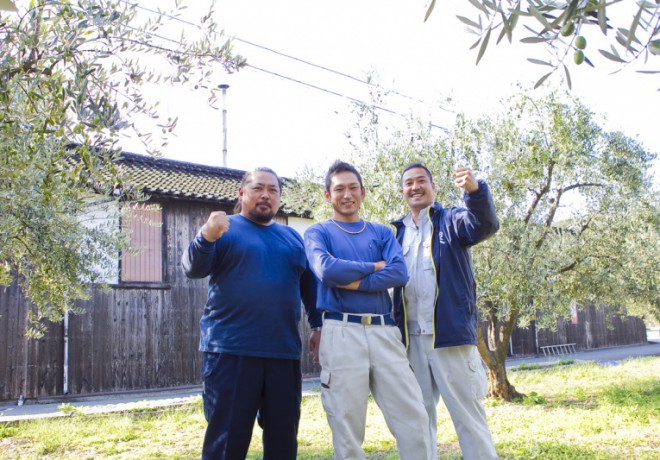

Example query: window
[121,203,163,283]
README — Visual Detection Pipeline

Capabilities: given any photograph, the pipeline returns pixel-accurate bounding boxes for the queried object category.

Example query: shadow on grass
[600,378,660,410]
[549,377,660,413]
[269,448,398,460]
[296,445,465,459]
[498,440,626,460]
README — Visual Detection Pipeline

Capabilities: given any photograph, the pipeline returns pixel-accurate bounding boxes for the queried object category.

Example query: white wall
[288,216,314,237]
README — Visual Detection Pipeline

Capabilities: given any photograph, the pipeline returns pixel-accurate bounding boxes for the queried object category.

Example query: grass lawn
[1,356,658,459]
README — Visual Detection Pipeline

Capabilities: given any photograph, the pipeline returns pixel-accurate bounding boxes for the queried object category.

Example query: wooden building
[0,152,319,402]
[0,152,648,403]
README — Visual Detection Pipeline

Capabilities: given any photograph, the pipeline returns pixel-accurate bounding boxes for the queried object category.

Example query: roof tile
[118,152,244,203]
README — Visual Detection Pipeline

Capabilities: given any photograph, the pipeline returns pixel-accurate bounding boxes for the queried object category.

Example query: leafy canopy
[0,0,244,336]
[290,88,658,328]
[288,88,658,399]
[459,92,658,326]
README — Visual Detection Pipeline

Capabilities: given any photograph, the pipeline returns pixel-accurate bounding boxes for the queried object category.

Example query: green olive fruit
[561,22,575,37]
[574,50,585,65]
[575,35,587,50]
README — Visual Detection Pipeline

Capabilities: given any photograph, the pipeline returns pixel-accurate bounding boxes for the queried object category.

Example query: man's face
[324,171,365,220]
[401,167,435,211]
[239,171,281,224]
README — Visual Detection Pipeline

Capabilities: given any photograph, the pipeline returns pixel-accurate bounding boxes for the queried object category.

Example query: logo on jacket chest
[437,231,447,245]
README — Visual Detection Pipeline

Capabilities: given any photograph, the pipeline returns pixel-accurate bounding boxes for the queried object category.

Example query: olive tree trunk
[477,301,524,401]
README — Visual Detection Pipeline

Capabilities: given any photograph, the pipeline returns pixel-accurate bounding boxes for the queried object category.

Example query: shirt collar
[403,206,430,229]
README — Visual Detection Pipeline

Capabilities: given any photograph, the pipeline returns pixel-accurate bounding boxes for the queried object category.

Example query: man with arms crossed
[182,167,321,460]
[305,160,432,460]
[392,163,500,459]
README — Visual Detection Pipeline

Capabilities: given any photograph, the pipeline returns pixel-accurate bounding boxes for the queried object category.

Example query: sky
[121,0,660,179]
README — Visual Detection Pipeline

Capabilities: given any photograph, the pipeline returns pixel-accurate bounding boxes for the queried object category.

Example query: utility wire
[232,36,436,108]
[119,0,455,113]
[116,1,450,131]
[244,64,448,131]
[127,24,449,131]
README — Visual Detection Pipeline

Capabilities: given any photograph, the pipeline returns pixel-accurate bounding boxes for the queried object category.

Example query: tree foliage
[465,92,658,321]
[291,90,659,399]
[463,92,658,398]
[425,0,660,88]
[0,0,244,336]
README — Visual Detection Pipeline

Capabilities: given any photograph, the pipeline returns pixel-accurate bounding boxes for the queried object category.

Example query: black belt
[323,312,396,326]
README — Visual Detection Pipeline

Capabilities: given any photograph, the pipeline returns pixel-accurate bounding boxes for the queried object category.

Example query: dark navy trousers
[201,353,302,460]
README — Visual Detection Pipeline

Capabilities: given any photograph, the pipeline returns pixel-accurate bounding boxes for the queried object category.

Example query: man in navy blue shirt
[305,160,432,460]
[182,167,321,460]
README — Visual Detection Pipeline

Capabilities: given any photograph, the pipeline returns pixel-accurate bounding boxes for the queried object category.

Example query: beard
[245,203,275,224]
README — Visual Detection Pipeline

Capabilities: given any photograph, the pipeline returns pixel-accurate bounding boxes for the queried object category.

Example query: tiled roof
[118,152,244,203]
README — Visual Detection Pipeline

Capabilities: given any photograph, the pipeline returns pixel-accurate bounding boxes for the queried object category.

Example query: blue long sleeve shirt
[182,214,321,359]
[304,220,408,315]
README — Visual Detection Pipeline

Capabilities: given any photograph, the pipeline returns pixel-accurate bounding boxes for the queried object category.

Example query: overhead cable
[118,0,454,112]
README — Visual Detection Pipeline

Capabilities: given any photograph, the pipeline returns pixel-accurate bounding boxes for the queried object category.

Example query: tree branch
[562,182,604,193]
[524,160,554,224]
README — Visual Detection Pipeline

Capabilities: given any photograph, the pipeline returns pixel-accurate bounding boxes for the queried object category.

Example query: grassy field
[1,356,658,459]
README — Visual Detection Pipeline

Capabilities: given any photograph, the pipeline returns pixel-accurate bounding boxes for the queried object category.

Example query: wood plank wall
[0,283,64,400]
[65,198,221,397]
[0,198,217,401]
[506,304,648,357]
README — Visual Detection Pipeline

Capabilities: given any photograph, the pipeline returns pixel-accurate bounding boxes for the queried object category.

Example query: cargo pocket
[201,352,222,422]
[467,357,488,400]
[320,368,331,389]
[319,368,334,416]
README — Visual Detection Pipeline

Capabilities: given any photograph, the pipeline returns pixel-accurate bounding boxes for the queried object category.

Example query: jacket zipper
[428,206,439,346]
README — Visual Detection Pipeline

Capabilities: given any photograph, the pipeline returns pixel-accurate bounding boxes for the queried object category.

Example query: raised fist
[201,211,230,242]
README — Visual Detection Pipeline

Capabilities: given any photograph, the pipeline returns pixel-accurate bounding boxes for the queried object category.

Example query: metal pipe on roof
[218,84,229,167]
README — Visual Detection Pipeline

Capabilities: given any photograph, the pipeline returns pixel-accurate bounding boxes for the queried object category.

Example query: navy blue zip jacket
[391,181,499,349]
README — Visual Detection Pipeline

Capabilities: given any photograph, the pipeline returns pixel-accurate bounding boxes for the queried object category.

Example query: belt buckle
[361,316,372,326]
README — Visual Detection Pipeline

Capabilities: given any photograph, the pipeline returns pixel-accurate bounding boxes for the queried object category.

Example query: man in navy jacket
[392,163,500,459]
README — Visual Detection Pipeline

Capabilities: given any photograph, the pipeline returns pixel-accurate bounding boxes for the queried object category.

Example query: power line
[244,64,448,131]
[119,0,454,113]
[232,36,434,107]
[133,27,449,130]
[116,1,450,131]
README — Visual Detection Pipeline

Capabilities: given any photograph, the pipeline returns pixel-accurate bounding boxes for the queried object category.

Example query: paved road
[505,339,660,367]
[2,340,658,423]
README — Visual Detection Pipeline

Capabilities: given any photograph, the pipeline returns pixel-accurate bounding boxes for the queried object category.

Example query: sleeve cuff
[195,231,215,249]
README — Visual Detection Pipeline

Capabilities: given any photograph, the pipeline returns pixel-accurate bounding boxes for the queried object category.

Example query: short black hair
[233,167,282,213]
[401,162,433,185]
[324,160,364,192]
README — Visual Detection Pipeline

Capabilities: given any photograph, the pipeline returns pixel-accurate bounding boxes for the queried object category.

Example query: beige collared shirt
[401,208,436,335]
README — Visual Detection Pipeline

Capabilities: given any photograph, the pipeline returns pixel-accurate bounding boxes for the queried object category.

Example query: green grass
[1,356,659,459]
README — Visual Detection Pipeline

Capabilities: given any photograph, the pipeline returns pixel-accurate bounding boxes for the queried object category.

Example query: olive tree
[0,0,244,336]
[288,90,659,400]
[424,0,660,88]
[460,92,657,398]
